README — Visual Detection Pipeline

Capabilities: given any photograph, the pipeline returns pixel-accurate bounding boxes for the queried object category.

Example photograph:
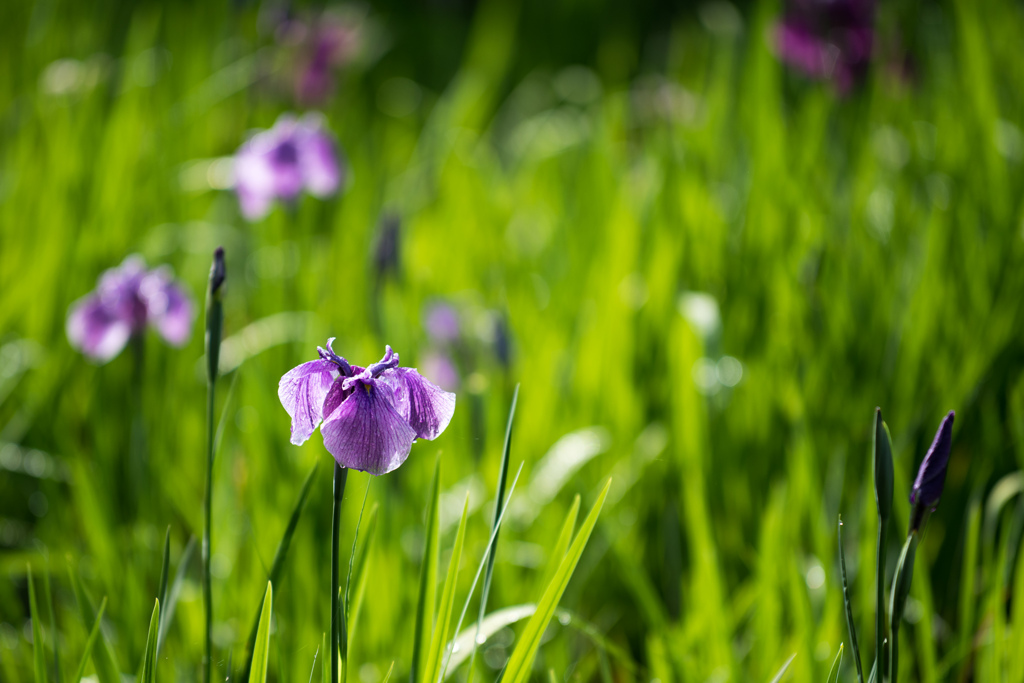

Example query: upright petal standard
[278,341,456,475]
[67,255,195,362]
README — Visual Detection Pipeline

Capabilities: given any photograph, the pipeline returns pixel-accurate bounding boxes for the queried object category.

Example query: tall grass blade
[826,644,844,683]
[382,662,395,683]
[308,644,320,683]
[28,565,49,683]
[249,582,274,683]
[158,536,197,654]
[874,415,894,680]
[437,463,524,682]
[322,634,330,683]
[72,597,107,683]
[157,527,170,634]
[139,599,160,683]
[411,458,442,683]
[424,495,470,683]
[42,562,61,683]
[467,386,518,678]
[240,462,318,682]
[768,654,796,683]
[838,517,864,683]
[501,479,610,683]
[68,565,120,683]
[538,496,580,592]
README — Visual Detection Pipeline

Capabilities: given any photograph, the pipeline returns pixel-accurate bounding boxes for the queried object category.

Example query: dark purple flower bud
[67,255,195,362]
[233,113,343,221]
[910,410,955,510]
[278,342,455,475]
[372,214,401,278]
[209,247,226,300]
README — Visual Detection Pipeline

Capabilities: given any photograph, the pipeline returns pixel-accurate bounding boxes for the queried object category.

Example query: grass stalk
[331,462,349,683]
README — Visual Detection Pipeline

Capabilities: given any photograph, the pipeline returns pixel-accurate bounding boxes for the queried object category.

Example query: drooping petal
[381,367,456,441]
[66,295,133,363]
[278,359,338,445]
[139,268,195,346]
[234,144,278,220]
[321,380,417,475]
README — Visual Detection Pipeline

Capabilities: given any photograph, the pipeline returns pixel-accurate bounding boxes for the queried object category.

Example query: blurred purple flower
[910,410,955,509]
[424,303,461,344]
[278,341,455,475]
[233,113,342,221]
[774,0,876,92]
[67,255,194,362]
[420,351,460,392]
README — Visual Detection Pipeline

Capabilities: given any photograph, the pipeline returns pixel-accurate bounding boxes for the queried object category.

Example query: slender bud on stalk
[203,246,226,683]
[909,410,955,533]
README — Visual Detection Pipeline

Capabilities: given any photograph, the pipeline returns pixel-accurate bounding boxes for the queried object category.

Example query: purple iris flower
[66,255,194,363]
[910,410,955,509]
[774,0,876,92]
[278,341,456,475]
[233,113,342,221]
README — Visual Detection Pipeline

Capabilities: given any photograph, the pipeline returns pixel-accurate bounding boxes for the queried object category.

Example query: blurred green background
[3,0,1024,681]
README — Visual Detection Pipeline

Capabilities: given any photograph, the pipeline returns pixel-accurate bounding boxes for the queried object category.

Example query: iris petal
[66,295,133,363]
[321,380,417,475]
[278,359,337,445]
[381,367,456,441]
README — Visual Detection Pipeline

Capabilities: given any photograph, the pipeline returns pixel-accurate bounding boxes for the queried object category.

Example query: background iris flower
[279,340,455,475]
[233,113,343,221]
[66,255,194,362]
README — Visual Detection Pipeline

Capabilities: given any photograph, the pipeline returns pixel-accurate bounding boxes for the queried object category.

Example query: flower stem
[331,462,349,683]
[203,248,225,683]
[876,522,887,678]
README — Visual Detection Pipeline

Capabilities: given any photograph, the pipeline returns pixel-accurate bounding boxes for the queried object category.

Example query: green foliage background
[2,0,1024,681]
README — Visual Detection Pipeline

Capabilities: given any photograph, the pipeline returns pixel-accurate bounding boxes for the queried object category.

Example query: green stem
[876,522,887,678]
[331,463,349,683]
[888,534,918,683]
[203,377,215,683]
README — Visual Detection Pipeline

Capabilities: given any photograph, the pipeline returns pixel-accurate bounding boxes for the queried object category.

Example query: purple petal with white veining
[66,294,133,363]
[381,367,456,441]
[278,359,338,445]
[321,380,417,475]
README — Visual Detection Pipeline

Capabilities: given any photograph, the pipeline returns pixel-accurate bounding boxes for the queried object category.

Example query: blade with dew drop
[139,600,160,683]
[423,495,470,683]
[826,644,843,683]
[72,597,107,683]
[838,517,864,683]
[308,643,320,683]
[496,478,610,683]
[411,457,442,683]
[28,565,48,683]
[249,583,274,683]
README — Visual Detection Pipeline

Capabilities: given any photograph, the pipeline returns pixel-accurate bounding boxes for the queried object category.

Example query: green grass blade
[768,654,796,683]
[382,662,395,683]
[139,599,160,683]
[838,517,864,683]
[28,565,49,683]
[424,495,470,683]
[68,564,120,683]
[538,496,580,593]
[322,633,330,683]
[158,536,197,655]
[42,562,61,683]
[240,462,318,682]
[826,644,843,683]
[249,582,274,683]
[72,597,107,683]
[467,386,518,678]
[308,643,320,683]
[411,457,442,683]
[501,479,611,683]
[157,527,170,639]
